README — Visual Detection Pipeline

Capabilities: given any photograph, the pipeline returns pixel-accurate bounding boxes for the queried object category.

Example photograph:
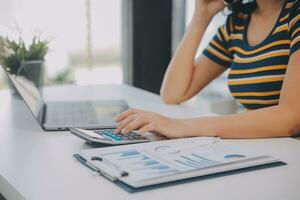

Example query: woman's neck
[255,0,286,15]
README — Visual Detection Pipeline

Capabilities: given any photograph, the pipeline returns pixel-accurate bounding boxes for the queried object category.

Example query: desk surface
[0,84,299,200]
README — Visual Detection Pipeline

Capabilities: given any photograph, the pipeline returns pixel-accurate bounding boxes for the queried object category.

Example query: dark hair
[227,0,257,14]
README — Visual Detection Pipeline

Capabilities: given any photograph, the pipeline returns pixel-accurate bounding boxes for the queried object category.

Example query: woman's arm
[184,50,300,138]
[160,0,226,104]
[115,51,300,138]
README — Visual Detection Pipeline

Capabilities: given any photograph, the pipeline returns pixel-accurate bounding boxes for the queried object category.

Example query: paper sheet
[97,138,258,182]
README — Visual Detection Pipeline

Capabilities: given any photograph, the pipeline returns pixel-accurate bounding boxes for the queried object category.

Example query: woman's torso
[227,1,297,110]
[204,0,300,110]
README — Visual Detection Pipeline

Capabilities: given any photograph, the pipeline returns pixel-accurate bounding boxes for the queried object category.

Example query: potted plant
[0,35,49,94]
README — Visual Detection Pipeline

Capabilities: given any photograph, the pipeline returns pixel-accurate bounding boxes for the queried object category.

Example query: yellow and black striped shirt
[203,0,300,110]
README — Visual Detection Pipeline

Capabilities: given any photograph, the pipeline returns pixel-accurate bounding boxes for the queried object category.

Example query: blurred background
[0,0,240,114]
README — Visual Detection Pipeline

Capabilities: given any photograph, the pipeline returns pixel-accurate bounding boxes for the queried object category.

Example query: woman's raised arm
[160,0,226,104]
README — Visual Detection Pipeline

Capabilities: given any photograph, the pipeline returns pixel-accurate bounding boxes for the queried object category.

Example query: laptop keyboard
[46,102,98,127]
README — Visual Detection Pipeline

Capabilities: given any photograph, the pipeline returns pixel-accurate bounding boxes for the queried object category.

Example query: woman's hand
[194,0,225,20]
[114,109,191,139]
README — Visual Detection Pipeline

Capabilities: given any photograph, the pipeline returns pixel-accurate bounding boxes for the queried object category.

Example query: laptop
[5,71,129,131]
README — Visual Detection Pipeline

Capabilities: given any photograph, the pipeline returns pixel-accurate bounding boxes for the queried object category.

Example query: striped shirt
[203,0,300,110]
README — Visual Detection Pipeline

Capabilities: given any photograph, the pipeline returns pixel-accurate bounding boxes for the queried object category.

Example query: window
[0,0,122,88]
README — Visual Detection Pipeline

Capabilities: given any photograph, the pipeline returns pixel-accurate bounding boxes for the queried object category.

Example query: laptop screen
[6,72,45,125]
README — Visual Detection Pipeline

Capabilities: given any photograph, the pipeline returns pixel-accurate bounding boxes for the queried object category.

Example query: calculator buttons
[93,129,149,143]
[102,132,122,141]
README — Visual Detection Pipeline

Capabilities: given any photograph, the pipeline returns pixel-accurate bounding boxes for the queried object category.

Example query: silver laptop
[6,72,129,131]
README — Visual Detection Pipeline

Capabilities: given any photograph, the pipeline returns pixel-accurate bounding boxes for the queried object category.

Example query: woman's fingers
[137,122,155,134]
[121,118,147,134]
[114,114,137,133]
[115,108,142,122]
[115,111,172,138]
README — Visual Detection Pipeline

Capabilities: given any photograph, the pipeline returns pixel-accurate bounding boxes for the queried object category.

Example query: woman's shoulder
[287,0,300,16]
[287,0,300,28]
[287,0,300,10]
[285,0,300,54]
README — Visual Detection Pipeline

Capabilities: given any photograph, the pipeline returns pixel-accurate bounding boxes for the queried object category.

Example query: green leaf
[0,35,49,74]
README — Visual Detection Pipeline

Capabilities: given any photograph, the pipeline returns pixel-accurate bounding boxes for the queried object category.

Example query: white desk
[0,84,299,200]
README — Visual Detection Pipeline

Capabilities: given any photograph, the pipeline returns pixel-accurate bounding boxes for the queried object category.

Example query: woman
[115,0,300,139]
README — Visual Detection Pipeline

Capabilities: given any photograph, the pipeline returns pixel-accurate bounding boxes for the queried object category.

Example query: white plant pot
[7,60,45,96]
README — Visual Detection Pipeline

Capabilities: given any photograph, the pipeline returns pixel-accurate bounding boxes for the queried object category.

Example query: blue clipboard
[73,154,286,193]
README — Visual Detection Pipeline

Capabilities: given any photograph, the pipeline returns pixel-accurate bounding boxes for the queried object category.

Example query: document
[93,137,261,182]
[76,137,283,191]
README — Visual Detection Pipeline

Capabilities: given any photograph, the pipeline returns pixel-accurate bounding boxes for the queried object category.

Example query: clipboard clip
[89,156,129,182]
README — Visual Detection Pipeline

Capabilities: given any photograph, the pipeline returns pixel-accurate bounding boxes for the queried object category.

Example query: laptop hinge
[41,104,47,127]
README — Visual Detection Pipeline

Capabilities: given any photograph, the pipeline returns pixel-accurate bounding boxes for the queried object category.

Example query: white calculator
[70,128,151,145]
